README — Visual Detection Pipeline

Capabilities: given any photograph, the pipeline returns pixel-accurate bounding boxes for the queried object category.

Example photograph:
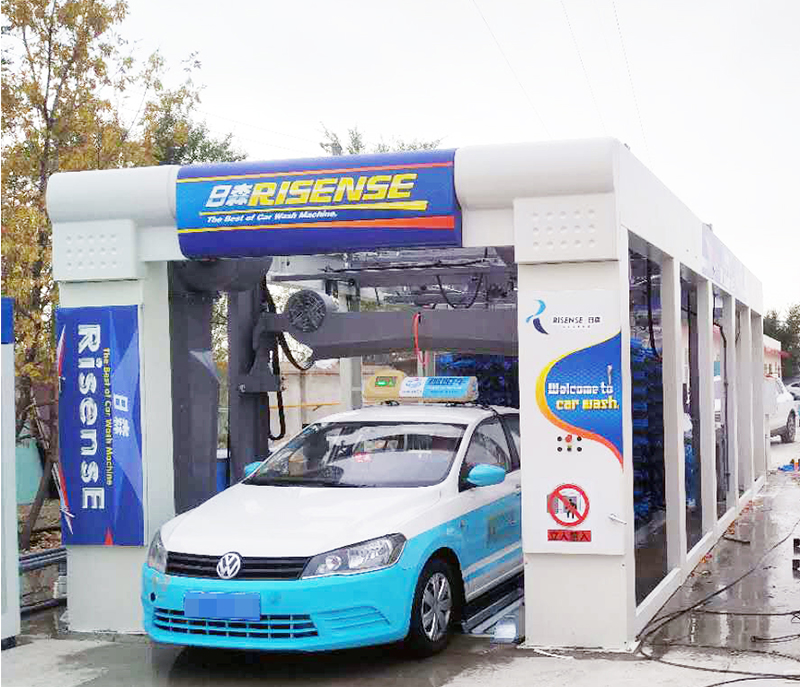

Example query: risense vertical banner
[56,306,144,545]
[175,149,461,258]
[518,290,625,555]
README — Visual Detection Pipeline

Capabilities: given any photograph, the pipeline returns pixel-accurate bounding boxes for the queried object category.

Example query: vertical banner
[519,290,625,555]
[56,306,144,545]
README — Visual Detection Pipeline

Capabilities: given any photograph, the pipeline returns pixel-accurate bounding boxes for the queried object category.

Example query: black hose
[19,547,66,573]
[21,597,65,616]
[436,274,484,309]
[645,259,660,360]
[264,285,313,372]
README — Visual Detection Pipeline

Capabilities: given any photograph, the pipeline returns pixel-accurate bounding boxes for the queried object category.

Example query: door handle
[608,513,627,525]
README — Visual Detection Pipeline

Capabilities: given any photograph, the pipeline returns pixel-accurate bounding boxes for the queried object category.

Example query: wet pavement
[5,439,799,686]
[647,439,800,661]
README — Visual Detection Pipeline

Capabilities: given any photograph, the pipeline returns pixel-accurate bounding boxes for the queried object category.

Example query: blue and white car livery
[142,382,522,656]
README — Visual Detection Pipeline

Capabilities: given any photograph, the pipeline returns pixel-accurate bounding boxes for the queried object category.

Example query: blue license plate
[184,592,261,620]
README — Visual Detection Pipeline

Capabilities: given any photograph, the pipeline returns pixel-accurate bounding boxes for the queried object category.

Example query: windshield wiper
[249,477,377,488]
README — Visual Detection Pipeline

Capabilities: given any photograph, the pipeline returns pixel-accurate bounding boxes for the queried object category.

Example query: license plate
[184,592,260,621]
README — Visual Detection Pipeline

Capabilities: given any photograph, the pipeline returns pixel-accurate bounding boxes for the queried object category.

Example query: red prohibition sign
[547,483,590,527]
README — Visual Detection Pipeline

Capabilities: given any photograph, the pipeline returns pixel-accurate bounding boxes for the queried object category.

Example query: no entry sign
[547,483,590,527]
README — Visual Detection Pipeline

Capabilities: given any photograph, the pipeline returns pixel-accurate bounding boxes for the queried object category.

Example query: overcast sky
[122,0,799,313]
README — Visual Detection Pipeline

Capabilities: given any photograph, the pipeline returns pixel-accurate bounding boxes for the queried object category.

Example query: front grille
[153,608,318,639]
[166,552,309,580]
[316,606,389,634]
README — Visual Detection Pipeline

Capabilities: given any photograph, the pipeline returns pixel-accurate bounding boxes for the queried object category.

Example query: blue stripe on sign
[1,298,13,344]
[464,546,523,582]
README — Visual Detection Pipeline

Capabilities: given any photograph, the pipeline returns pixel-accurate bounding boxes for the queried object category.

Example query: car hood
[161,483,441,558]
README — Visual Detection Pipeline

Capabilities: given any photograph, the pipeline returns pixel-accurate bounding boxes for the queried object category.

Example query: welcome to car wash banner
[56,305,144,545]
[518,290,626,556]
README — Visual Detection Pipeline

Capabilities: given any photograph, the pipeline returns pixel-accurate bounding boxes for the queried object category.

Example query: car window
[246,421,466,488]
[503,415,521,470]
[461,419,512,485]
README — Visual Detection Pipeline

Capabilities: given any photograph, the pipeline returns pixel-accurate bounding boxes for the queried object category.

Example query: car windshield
[245,421,467,488]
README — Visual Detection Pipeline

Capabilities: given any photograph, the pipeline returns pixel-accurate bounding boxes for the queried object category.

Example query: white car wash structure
[47,138,765,650]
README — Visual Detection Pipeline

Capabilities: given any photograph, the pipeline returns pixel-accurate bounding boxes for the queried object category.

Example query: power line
[559,0,607,134]
[469,0,551,139]
[612,0,652,162]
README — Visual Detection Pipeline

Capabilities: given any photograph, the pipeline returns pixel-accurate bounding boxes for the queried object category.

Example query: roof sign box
[175,149,462,259]
[400,377,479,403]
[364,374,479,404]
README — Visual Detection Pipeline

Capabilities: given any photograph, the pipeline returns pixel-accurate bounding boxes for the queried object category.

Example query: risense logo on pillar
[526,298,605,335]
[175,150,462,258]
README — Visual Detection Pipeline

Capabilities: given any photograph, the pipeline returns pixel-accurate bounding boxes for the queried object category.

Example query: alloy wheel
[421,572,452,642]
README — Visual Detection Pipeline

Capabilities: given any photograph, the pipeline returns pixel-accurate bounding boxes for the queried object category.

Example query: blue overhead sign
[1,297,13,344]
[175,149,461,258]
[56,305,144,545]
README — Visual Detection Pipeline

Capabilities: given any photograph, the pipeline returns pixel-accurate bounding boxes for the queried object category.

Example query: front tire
[782,413,796,443]
[405,558,456,657]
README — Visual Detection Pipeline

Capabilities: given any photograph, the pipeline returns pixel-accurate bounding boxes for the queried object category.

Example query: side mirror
[466,464,506,487]
[243,461,261,478]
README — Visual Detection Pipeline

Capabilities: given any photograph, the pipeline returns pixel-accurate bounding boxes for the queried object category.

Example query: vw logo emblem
[216,552,242,580]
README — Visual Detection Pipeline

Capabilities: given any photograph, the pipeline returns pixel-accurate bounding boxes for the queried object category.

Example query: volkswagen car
[141,387,522,656]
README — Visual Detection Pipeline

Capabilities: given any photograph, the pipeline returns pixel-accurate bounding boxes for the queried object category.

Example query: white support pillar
[750,313,766,480]
[721,294,738,511]
[660,258,687,569]
[59,264,175,633]
[1,299,20,646]
[697,280,717,535]
[518,261,632,650]
[736,306,753,494]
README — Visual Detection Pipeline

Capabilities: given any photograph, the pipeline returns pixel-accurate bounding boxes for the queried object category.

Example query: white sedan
[142,400,522,656]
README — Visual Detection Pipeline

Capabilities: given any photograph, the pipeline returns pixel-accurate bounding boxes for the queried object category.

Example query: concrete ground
[4,439,799,687]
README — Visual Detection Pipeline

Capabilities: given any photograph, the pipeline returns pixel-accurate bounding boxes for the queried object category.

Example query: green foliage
[765,304,800,380]
[146,92,245,165]
[319,125,440,156]
[1,0,239,438]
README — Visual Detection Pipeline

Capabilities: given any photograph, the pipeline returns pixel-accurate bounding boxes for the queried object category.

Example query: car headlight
[301,534,406,578]
[147,529,167,573]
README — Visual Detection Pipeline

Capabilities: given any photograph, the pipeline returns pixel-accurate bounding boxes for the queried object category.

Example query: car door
[500,412,523,539]
[458,418,522,600]
[770,379,788,432]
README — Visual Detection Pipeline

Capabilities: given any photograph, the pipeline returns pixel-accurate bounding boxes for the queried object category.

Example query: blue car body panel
[142,495,522,652]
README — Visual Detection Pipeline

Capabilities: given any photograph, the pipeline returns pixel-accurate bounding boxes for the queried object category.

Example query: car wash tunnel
[33,138,769,652]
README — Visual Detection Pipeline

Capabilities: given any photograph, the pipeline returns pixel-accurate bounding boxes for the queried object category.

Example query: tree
[763,304,800,380]
[2,0,155,441]
[1,0,243,547]
[764,309,782,341]
[319,125,440,156]
[1,1,245,441]
[144,91,246,166]
[780,304,800,380]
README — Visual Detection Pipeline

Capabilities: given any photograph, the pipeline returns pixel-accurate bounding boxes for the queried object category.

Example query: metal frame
[46,137,765,649]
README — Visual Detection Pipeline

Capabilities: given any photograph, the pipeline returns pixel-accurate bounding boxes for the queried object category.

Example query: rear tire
[405,558,457,658]
[781,413,796,443]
